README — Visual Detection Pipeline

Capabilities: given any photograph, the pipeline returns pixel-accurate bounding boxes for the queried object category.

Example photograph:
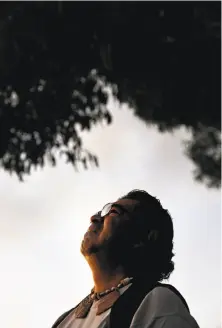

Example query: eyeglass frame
[96,202,130,219]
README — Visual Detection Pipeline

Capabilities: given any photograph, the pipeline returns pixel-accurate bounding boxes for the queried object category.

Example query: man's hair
[111,189,175,282]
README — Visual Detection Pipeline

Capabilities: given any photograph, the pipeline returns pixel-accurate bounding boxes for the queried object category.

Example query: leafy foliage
[0,2,220,187]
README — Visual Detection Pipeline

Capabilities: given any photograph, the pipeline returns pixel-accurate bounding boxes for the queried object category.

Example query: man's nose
[90,213,103,224]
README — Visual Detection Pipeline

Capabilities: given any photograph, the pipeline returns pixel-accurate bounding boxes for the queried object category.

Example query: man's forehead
[114,198,139,209]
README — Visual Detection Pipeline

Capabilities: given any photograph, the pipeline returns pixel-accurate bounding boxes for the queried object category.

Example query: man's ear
[147,230,159,241]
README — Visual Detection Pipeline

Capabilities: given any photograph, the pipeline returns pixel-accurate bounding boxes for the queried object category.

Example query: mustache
[87,222,103,233]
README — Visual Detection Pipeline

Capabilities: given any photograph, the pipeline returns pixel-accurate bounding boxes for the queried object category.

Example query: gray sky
[0,98,221,328]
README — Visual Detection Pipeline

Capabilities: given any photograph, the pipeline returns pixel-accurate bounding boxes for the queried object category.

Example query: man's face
[81,198,139,257]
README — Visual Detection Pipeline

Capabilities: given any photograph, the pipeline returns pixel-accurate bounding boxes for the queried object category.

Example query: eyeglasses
[97,202,129,219]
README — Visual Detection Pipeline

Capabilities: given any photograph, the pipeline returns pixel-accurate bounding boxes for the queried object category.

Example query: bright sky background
[0,98,221,328]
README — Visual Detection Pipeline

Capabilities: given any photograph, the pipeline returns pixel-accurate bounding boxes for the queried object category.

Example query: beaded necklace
[91,276,133,300]
[75,277,133,318]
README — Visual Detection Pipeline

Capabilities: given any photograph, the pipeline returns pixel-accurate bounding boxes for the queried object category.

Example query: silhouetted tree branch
[0,2,220,187]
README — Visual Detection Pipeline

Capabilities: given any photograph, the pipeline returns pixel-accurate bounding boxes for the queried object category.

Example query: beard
[80,229,127,263]
[80,229,111,256]
[81,241,100,256]
[80,231,99,256]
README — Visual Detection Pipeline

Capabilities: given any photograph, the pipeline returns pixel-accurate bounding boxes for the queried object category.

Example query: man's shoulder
[136,283,197,323]
[146,284,189,310]
[131,284,199,327]
[51,307,75,328]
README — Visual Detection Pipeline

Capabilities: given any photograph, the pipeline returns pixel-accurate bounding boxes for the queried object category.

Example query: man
[52,189,199,328]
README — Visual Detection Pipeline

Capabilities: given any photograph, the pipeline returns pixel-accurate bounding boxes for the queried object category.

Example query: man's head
[81,189,174,282]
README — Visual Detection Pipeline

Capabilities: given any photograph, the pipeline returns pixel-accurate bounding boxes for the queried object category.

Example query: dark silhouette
[0,2,220,187]
[51,189,199,328]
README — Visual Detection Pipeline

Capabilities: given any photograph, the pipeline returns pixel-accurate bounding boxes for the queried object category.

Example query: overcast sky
[0,98,221,328]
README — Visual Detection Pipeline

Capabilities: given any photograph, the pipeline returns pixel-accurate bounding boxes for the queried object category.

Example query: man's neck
[85,251,126,293]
